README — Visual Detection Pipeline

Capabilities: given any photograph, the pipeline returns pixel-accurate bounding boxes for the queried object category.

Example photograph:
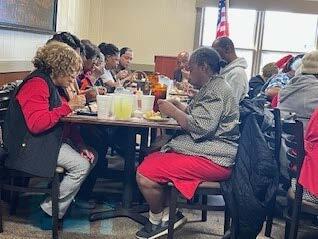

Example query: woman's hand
[158,99,189,130]
[84,89,97,102]
[158,99,175,117]
[80,148,95,164]
[68,95,86,111]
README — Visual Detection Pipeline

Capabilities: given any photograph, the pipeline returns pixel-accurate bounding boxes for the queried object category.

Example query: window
[200,7,318,76]
[202,8,257,77]
[263,11,317,52]
[261,11,317,68]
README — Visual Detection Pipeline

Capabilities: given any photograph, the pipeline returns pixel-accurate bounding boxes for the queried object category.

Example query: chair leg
[289,186,303,239]
[284,201,292,239]
[9,178,21,215]
[224,206,230,234]
[201,194,207,222]
[167,187,178,239]
[0,188,3,233]
[265,197,276,237]
[51,173,60,239]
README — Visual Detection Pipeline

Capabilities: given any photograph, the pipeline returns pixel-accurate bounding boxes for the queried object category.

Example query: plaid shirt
[161,76,240,167]
[266,73,291,90]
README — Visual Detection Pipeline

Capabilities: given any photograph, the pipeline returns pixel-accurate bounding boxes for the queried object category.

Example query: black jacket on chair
[3,70,64,178]
[248,75,265,99]
[221,100,279,239]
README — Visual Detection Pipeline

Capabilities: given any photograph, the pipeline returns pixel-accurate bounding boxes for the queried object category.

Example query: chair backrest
[282,120,305,180]
[0,90,12,144]
[0,96,10,125]
[264,108,282,167]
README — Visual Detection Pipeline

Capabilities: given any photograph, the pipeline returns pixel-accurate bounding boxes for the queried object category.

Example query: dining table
[61,114,181,225]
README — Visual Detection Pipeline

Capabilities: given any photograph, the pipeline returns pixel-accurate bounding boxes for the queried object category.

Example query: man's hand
[80,148,95,164]
[116,70,129,80]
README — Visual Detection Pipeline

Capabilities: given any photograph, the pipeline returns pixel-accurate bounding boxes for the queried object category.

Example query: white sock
[162,207,170,222]
[149,210,163,225]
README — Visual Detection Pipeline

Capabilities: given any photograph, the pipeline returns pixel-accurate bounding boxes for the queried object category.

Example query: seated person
[112,47,134,82]
[173,51,190,82]
[212,37,248,103]
[278,50,318,129]
[298,107,318,204]
[264,54,303,101]
[248,62,278,99]
[47,32,99,101]
[47,31,84,56]
[3,42,97,225]
[135,47,240,238]
[78,40,104,91]
[98,43,121,91]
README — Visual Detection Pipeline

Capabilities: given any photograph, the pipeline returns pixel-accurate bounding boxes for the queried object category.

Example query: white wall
[0,30,50,71]
[0,0,197,72]
[88,0,197,67]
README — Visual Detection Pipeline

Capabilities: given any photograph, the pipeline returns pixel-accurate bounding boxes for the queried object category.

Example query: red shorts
[137,151,231,199]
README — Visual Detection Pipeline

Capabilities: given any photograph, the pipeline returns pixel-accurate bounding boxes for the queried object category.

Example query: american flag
[216,0,229,39]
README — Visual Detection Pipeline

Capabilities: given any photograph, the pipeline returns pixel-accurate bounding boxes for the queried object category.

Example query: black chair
[0,167,64,239]
[166,108,282,239]
[0,93,64,239]
[282,119,314,239]
[264,108,282,237]
[167,181,230,239]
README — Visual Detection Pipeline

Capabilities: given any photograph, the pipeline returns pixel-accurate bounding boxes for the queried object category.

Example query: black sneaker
[135,212,187,239]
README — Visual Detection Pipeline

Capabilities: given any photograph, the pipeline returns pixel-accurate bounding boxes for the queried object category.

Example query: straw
[94,86,100,95]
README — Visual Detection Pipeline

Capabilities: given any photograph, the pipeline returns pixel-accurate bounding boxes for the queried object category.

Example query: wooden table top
[61,114,182,130]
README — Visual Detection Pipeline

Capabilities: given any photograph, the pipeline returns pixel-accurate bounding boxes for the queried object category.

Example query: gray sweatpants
[41,143,97,218]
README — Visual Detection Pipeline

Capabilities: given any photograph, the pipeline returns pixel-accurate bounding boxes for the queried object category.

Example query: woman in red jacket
[4,41,97,227]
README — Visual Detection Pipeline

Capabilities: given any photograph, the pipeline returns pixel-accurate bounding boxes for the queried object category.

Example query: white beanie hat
[300,50,318,75]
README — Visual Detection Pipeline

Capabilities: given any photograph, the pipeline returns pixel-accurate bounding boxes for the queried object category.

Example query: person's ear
[224,46,232,55]
[200,63,209,73]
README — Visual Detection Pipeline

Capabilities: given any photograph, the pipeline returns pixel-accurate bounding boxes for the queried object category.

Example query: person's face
[212,41,228,63]
[188,59,204,88]
[120,51,133,68]
[83,56,98,72]
[105,54,120,69]
[176,53,189,70]
[96,57,105,68]
[178,58,189,70]
[54,74,77,88]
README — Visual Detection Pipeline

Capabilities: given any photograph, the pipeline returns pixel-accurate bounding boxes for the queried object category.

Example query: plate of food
[169,89,188,96]
[143,111,170,122]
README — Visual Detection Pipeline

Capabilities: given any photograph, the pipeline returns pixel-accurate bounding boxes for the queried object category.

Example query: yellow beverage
[114,95,133,120]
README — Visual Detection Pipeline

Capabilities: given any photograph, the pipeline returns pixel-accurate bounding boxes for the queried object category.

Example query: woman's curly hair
[32,41,82,79]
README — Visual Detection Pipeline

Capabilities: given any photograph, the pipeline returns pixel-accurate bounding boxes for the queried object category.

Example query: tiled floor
[1,156,318,238]
[1,191,318,239]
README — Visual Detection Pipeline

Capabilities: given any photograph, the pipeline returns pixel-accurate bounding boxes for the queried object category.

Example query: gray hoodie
[279,74,318,129]
[220,57,248,103]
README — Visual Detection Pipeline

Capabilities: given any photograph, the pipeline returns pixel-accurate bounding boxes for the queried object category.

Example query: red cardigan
[16,77,84,146]
[299,108,318,197]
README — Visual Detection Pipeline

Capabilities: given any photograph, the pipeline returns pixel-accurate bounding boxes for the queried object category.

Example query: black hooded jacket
[221,99,279,238]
